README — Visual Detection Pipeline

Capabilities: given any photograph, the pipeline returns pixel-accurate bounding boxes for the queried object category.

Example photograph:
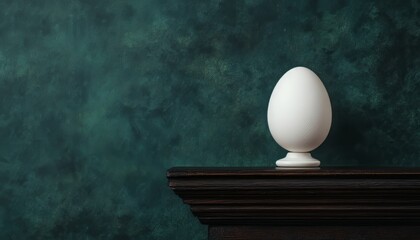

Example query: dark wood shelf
[167,167,420,240]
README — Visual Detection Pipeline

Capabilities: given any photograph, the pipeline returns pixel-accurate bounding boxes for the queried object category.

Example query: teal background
[0,0,419,239]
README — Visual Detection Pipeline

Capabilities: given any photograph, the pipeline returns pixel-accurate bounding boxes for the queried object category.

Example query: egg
[267,66,332,167]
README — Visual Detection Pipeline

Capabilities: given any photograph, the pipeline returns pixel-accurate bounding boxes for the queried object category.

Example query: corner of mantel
[167,167,420,226]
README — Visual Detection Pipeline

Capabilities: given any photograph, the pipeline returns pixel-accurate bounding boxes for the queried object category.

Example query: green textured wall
[0,0,419,239]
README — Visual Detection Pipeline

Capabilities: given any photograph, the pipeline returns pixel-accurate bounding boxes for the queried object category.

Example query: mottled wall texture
[0,0,419,239]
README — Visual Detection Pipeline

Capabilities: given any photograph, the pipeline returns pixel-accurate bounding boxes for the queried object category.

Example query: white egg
[267,66,332,167]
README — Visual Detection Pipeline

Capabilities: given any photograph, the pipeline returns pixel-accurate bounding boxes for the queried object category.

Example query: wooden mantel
[167,167,420,240]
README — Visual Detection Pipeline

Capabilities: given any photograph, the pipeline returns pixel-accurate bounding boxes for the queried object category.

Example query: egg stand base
[276,152,320,168]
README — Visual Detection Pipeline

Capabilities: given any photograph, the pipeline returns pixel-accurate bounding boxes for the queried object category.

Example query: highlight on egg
[267,66,332,167]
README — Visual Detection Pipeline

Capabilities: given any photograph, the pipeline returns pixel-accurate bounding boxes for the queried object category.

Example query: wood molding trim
[168,167,420,225]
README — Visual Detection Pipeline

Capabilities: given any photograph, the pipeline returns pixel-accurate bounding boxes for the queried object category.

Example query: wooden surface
[209,226,420,240]
[167,167,420,239]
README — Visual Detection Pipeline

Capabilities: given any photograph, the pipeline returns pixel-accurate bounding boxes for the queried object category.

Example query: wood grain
[168,167,420,239]
[209,226,420,240]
